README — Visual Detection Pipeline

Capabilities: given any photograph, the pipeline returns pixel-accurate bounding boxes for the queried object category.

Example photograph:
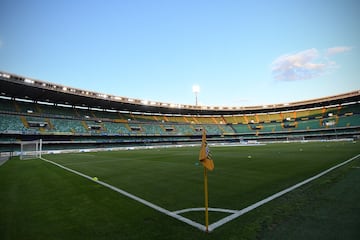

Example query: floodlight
[192,85,200,106]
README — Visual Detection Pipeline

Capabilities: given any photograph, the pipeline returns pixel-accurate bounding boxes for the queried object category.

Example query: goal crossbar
[20,139,42,160]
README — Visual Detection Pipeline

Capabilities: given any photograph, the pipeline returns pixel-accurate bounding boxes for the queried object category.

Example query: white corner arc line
[208,154,360,232]
[40,158,206,232]
[173,207,238,215]
[40,153,360,233]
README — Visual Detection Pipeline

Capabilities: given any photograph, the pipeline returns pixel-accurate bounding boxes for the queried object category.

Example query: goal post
[286,135,305,142]
[20,139,42,160]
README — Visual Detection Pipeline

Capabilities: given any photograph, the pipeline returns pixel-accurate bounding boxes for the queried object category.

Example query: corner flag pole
[204,167,209,232]
[199,129,214,232]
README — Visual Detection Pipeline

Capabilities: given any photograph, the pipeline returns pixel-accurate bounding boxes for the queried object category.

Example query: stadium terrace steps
[337,115,360,127]
[0,99,359,141]
[0,114,25,132]
[267,113,282,122]
[0,98,17,112]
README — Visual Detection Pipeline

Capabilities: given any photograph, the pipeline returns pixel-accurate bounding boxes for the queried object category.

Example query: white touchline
[40,157,207,232]
[208,154,360,232]
[41,153,359,233]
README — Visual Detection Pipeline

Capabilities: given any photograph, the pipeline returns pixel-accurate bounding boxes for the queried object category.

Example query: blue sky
[0,0,359,107]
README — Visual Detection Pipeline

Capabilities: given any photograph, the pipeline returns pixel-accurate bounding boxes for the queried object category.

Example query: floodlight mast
[192,85,200,106]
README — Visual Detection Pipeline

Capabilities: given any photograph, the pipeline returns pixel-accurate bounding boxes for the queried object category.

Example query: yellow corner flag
[199,129,214,171]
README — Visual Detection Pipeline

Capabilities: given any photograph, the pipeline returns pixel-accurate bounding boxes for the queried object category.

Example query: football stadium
[0,71,359,239]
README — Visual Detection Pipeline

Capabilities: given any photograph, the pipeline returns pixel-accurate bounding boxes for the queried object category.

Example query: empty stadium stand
[0,71,359,152]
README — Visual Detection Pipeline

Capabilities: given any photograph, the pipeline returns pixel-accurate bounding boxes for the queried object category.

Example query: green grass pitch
[0,141,359,239]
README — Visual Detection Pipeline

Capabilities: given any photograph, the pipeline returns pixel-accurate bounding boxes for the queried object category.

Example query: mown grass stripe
[209,153,360,231]
[40,157,207,231]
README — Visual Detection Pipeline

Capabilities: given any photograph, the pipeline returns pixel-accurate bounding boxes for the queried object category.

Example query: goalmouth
[286,135,305,142]
[20,139,42,160]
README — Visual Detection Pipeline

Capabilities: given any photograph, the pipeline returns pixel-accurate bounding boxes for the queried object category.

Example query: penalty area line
[40,157,206,232]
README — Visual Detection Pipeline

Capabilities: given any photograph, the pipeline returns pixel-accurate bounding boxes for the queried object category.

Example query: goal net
[286,135,305,142]
[20,139,42,160]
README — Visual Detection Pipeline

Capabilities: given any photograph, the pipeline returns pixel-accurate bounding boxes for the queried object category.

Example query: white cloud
[271,46,351,81]
[326,46,352,56]
[271,48,326,81]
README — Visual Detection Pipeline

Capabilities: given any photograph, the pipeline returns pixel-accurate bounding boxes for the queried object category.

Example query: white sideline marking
[208,154,360,232]
[40,157,206,232]
[41,154,360,233]
[0,158,10,166]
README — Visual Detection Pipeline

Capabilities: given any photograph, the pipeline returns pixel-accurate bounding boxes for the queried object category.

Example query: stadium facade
[1,71,359,153]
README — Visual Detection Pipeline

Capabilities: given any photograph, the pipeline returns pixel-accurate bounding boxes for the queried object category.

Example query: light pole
[192,85,200,106]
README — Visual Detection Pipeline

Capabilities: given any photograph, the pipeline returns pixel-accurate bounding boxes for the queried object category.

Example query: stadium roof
[1,71,359,115]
